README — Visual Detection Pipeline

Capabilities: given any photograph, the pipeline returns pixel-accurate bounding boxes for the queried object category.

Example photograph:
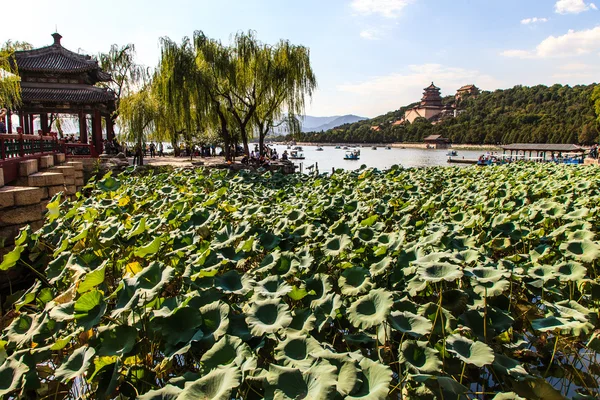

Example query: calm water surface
[271,145,484,172]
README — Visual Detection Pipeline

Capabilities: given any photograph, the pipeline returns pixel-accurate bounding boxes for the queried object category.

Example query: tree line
[283,84,600,145]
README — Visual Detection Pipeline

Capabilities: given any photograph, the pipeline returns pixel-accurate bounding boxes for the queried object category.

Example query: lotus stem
[543,332,559,378]
[483,287,488,343]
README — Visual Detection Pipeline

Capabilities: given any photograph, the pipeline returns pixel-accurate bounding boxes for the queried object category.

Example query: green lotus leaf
[138,385,182,400]
[492,354,528,378]
[152,306,204,353]
[178,364,241,400]
[472,279,510,297]
[559,239,600,263]
[55,346,96,382]
[97,176,121,192]
[356,227,376,243]
[346,357,392,399]
[246,299,292,336]
[465,266,508,283]
[200,301,230,342]
[215,270,253,295]
[0,358,29,396]
[417,262,463,283]
[265,362,337,400]
[254,276,292,298]
[568,229,595,241]
[97,325,137,356]
[288,308,317,332]
[446,334,494,367]
[554,261,587,282]
[74,289,106,330]
[275,334,322,368]
[370,256,393,276]
[410,374,468,398]
[305,274,332,308]
[200,335,252,371]
[527,265,556,283]
[339,267,372,296]
[6,313,50,346]
[259,231,281,250]
[315,351,362,396]
[531,316,570,332]
[347,289,393,329]
[398,341,442,373]
[323,234,352,257]
[388,311,433,337]
[492,393,526,400]
[227,313,252,341]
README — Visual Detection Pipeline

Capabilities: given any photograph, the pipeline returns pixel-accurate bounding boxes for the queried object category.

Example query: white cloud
[558,62,594,70]
[554,0,597,14]
[501,26,600,58]
[359,29,381,40]
[350,0,415,18]
[521,17,548,25]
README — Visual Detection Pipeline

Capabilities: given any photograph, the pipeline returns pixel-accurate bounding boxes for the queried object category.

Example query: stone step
[66,161,84,171]
[39,155,55,169]
[0,168,4,188]
[19,159,38,177]
[16,172,65,187]
[0,186,46,209]
[0,203,45,227]
[52,165,75,177]
[54,153,66,165]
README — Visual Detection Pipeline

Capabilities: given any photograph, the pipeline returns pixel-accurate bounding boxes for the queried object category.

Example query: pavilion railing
[0,134,61,163]
[63,143,96,158]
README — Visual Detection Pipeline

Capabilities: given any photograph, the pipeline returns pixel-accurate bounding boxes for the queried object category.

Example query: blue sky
[3,0,600,117]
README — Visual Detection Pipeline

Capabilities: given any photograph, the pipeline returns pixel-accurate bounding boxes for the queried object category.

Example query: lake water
[270,145,484,172]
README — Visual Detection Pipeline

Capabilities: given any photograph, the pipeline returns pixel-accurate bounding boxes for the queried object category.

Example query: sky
[2,0,600,118]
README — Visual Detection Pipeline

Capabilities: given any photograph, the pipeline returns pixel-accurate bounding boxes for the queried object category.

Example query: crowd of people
[589,144,598,159]
[240,145,282,166]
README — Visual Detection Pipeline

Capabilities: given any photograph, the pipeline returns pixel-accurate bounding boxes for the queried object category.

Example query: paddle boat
[386,146,391,150]
[316,147,324,151]
[290,150,305,160]
[372,146,377,150]
[344,150,360,160]
[335,145,341,149]
[447,150,458,156]
[293,146,303,151]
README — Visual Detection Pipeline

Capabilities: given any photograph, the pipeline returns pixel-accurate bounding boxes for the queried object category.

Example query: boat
[335,145,341,149]
[290,150,305,160]
[372,146,377,150]
[447,150,458,156]
[386,146,391,150]
[293,146,303,151]
[343,146,349,150]
[316,147,324,151]
[344,150,360,160]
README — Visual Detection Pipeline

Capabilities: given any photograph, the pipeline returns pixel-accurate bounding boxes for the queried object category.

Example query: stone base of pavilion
[127,156,297,174]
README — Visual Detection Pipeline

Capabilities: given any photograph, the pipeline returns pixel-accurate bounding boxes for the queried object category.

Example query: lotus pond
[1,164,600,399]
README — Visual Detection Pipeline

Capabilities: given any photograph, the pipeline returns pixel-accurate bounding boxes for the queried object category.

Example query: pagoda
[420,82,443,108]
[7,33,116,155]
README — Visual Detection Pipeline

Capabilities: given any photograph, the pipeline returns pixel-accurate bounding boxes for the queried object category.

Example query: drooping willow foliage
[0,41,32,110]
[1,163,600,399]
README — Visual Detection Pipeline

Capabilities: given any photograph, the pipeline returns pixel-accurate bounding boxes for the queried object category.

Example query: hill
[287,84,599,144]
[271,115,368,135]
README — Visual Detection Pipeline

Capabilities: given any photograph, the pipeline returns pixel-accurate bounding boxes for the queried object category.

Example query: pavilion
[500,143,585,160]
[6,33,116,155]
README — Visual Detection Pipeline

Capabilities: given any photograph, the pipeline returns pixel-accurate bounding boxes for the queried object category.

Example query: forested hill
[285,84,599,144]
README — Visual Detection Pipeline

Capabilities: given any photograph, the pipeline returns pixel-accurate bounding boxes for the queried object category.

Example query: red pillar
[79,111,88,143]
[29,114,34,135]
[7,110,12,133]
[40,113,49,134]
[23,113,29,134]
[92,110,103,155]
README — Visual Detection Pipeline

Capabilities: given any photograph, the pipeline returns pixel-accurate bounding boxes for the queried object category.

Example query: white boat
[293,146,303,151]
[290,150,305,160]
[372,146,377,150]
[316,147,324,151]
[344,150,360,160]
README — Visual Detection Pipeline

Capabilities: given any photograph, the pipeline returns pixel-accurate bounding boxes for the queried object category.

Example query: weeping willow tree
[0,41,31,110]
[253,39,317,155]
[118,86,157,166]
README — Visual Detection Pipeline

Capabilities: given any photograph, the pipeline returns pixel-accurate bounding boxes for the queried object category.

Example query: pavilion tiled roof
[14,33,111,82]
[22,86,116,104]
[424,82,440,91]
[500,143,584,152]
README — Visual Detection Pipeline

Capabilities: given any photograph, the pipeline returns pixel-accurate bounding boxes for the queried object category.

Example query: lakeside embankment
[288,142,503,151]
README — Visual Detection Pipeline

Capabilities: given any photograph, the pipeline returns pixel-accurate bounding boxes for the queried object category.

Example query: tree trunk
[259,130,266,157]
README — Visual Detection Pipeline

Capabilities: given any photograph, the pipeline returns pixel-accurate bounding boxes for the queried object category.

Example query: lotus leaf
[288,308,317,332]
[492,354,528,378]
[97,325,137,356]
[254,276,292,298]
[0,358,29,396]
[492,393,526,400]
[388,310,433,337]
[215,270,252,295]
[304,274,332,308]
[55,346,96,382]
[338,267,372,296]
[265,362,337,400]
[370,256,393,276]
[200,335,252,371]
[178,364,241,400]
[323,234,352,257]
[398,341,442,373]
[345,357,392,400]
[6,313,49,346]
[74,289,106,330]
[347,289,393,329]
[274,334,322,368]
[417,262,463,283]
[246,299,292,336]
[200,301,229,341]
[559,239,600,263]
[138,384,182,399]
[446,334,495,367]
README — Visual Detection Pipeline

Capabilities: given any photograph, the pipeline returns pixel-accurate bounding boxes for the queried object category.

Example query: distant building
[403,83,444,124]
[423,134,450,149]
[455,84,480,101]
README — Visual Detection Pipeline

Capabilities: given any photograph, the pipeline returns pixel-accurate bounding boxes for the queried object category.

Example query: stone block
[0,204,44,226]
[66,161,84,171]
[53,166,75,177]
[19,159,38,177]
[0,169,4,188]
[54,153,66,165]
[39,155,55,169]
[13,187,45,206]
[64,177,75,186]
[66,185,77,195]
[74,170,84,178]
[75,178,84,186]
[48,185,66,198]
[0,187,16,209]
